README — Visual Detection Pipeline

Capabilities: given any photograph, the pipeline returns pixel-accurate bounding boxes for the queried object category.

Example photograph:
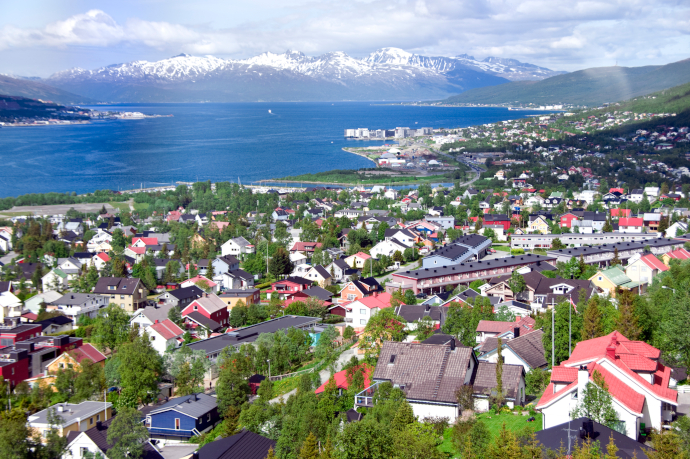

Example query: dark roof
[216,255,240,267]
[394,304,446,324]
[483,214,511,222]
[311,265,332,279]
[471,362,524,399]
[168,285,204,301]
[451,234,490,249]
[535,417,652,459]
[72,418,163,459]
[479,330,547,369]
[426,244,469,261]
[278,276,312,286]
[421,333,455,345]
[248,374,266,384]
[93,277,142,295]
[35,315,74,330]
[0,281,10,292]
[187,315,320,355]
[345,408,363,423]
[384,228,416,239]
[373,341,474,404]
[225,269,254,281]
[397,255,556,281]
[184,311,222,331]
[302,286,333,302]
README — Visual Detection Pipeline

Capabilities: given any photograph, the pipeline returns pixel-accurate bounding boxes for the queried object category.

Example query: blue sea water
[0,102,547,198]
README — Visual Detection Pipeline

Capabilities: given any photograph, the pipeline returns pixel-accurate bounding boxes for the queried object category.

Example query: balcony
[354,381,384,408]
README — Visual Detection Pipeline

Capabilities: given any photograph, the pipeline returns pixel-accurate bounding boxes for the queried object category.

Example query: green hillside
[441,58,690,106]
[0,74,95,105]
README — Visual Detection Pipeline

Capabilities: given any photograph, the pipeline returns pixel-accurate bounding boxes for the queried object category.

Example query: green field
[437,412,543,457]
[278,169,465,186]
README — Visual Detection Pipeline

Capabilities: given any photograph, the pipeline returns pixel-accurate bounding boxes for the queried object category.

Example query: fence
[269,366,317,382]
[676,385,690,393]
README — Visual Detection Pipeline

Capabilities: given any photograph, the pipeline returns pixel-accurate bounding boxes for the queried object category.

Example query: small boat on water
[268,109,272,114]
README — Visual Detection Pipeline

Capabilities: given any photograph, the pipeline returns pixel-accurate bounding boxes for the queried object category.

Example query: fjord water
[0,102,544,197]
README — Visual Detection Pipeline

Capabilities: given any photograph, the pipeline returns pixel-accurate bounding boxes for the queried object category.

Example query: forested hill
[439,57,690,106]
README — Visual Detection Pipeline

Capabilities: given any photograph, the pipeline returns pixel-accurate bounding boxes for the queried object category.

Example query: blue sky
[1,0,689,77]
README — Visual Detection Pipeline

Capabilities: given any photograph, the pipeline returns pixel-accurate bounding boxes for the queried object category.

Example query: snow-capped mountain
[43,48,564,103]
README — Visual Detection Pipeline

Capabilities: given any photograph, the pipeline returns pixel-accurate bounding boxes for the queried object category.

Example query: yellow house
[660,248,690,266]
[528,216,551,234]
[589,266,644,298]
[28,401,113,440]
[46,344,106,375]
[305,265,333,287]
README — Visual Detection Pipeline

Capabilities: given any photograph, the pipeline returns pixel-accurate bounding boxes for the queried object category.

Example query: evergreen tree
[647,428,688,459]
[390,401,416,431]
[206,260,215,281]
[581,299,603,340]
[265,447,277,459]
[486,422,522,459]
[615,289,641,340]
[611,247,621,266]
[31,265,43,292]
[495,337,504,406]
[298,432,319,459]
[507,270,526,298]
[106,407,150,459]
[604,434,620,459]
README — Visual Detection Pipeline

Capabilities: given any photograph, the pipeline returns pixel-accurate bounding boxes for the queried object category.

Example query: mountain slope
[440,58,690,106]
[39,48,560,103]
[0,75,94,104]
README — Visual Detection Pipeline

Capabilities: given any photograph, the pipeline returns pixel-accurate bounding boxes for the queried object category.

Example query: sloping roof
[597,266,631,286]
[184,311,222,331]
[394,304,446,323]
[93,277,141,295]
[136,303,175,324]
[505,330,547,368]
[451,234,490,248]
[67,343,106,364]
[168,285,204,301]
[373,341,474,404]
[149,393,217,418]
[76,418,163,459]
[639,253,668,272]
[301,286,333,302]
[471,362,524,399]
[150,319,184,340]
[535,417,652,459]
[665,248,690,260]
[355,292,393,310]
[315,365,372,394]
[197,430,276,459]
[310,265,331,279]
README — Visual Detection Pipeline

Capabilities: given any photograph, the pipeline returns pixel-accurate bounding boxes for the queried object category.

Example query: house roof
[535,417,653,459]
[619,217,644,227]
[393,304,446,323]
[216,255,240,267]
[196,430,276,459]
[291,241,323,252]
[301,286,333,302]
[638,253,668,272]
[665,248,690,260]
[310,265,332,279]
[68,418,163,459]
[353,292,393,310]
[595,267,631,286]
[150,393,217,418]
[168,285,204,301]
[93,277,142,295]
[35,315,74,330]
[184,276,218,287]
[396,254,556,281]
[476,316,536,335]
[315,365,372,394]
[149,319,184,340]
[373,341,474,404]
[184,311,222,331]
[188,294,227,314]
[479,330,547,369]
[29,401,113,427]
[66,343,106,364]
[471,361,524,399]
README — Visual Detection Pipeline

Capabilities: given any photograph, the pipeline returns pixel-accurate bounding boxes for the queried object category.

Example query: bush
[422,416,450,437]
[511,248,525,255]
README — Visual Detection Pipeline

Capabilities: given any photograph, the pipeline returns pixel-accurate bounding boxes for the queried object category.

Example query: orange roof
[665,248,690,260]
[639,254,668,272]
[150,319,184,340]
[96,252,111,262]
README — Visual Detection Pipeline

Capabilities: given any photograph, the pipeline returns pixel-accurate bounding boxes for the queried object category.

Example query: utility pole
[569,294,572,355]
[552,304,555,368]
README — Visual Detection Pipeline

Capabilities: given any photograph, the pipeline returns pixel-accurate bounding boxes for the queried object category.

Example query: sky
[0,0,689,77]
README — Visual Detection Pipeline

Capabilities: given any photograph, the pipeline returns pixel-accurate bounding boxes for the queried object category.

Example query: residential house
[182,294,229,328]
[666,221,688,238]
[618,217,645,233]
[476,329,547,373]
[290,242,323,259]
[130,303,175,329]
[304,265,332,287]
[422,244,471,269]
[93,277,148,312]
[24,291,62,314]
[643,213,662,232]
[35,315,74,335]
[221,236,255,257]
[370,238,411,260]
[47,293,110,322]
[325,259,358,283]
[625,253,668,284]
[343,252,371,269]
[211,255,240,276]
[449,234,492,260]
[661,247,690,265]
[142,319,185,355]
[266,276,313,300]
[344,292,393,328]
[628,189,645,204]
[181,276,219,294]
[41,269,70,293]
[46,344,106,376]
[355,341,525,421]
[536,331,678,439]
[393,304,446,331]
[475,316,537,344]
[315,365,372,395]
[338,277,383,302]
[219,289,261,309]
[155,285,204,309]
[28,401,113,441]
[145,393,220,440]
[529,215,551,234]
[65,418,163,459]
[589,267,644,298]
[219,269,255,290]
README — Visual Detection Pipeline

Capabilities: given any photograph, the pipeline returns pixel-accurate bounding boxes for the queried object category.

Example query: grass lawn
[493,245,511,252]
[437,412,542,457]
[133,202,149,211]
[109,201,131,212]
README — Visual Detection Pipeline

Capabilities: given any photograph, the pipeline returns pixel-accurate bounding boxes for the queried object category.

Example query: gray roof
[136,303,175,324]
[478,330,547,369]
[302,286,333,302]
[373,341,474,404]
[426,244,469,260]
[197,430,276,459]
[451,234,490,248]
[187,315,321,355]
[167,285,204,301]
[50,293,109,307]
[28,401,113,426]
[394,304,447,324]
[93,277,142,295]
[184,311,222,331]
[311,265,331,279]
[396,254,556,280]
[150,393,217,418]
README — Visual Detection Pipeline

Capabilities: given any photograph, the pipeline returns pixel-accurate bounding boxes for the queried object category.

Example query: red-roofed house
[536,331,678,439]
[609,188,625,194]
[315,365,373,394]
[93,252,111,271]
[610,208,631,218]
[181,276,219,293]
[132,237,158,247]
[344,292,394,329]
[46,343,107,375]
[661,247,690,265]
[182,293,229,328]
[618,217,644,233]
[625,253,668,284]
[559,212,579,228]
[124,245,147,262]
[167,211,182,222]
[290,242,323,257]
[142,319,185,355]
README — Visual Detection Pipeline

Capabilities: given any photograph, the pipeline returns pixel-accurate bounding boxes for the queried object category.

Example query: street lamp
[267,359,271,380]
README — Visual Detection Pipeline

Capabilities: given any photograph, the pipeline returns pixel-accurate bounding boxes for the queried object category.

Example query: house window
[348,285,355,291]
[97,414,100,421]
[59,363,65,369]
[194,305,198,311]
[80,447,90,457]
[360,309,366,315]
[347,294,356,301]
[598,277,602,281]
[360,319,366,325]
[90,417,93,425]
[207,414,211,422]
[175,418,180,430]
[120,295,125,299]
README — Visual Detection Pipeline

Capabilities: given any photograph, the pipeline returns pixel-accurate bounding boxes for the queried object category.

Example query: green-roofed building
[589,266,645,298]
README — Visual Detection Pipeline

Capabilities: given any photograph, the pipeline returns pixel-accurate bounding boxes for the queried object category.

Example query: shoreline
[341,147,378,166]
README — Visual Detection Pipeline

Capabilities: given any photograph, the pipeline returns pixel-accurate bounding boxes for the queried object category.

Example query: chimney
[425,304,431,312]
[450,337,456,351]
[606,345,616,361]
[57,405,64,412]
[577,365,589,400]
[192,453,199,459]
[513,326,520,338]
[96,421,102,429]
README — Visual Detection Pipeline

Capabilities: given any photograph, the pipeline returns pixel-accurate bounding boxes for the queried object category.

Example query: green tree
[299,432,319,459]
[92,304,131,353]
[495,337,504,407]
[74,359,106,402]
[230,300,249,328]
[106,407,150,459]
[268,247,293,277]
[486,422,522,459]
[571,370,619,429]
[615,289,641,340]
[581,298,603,341]
[360,308,407,360]
[551,237,566,250]
[507,270,526,298]
[216,347,251,414]
[165,345,210,396]
[118,332,163,406]
[167,306,183,327]
[393,423,444,459]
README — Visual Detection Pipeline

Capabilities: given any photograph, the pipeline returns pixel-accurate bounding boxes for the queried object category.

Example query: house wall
[410,401,459,422]
[479,347,532,373]
[345,304,376,327]
[66,434,101,459]
[625,260,654,284]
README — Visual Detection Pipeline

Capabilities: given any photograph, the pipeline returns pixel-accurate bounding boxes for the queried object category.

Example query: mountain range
[440,57,690,106]
[1,48,564,103]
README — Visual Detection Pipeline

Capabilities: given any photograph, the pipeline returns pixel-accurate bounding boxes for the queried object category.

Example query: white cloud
[0,0,689,73]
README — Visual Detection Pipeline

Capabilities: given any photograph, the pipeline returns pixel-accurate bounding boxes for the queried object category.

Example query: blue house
[145,393,219,440]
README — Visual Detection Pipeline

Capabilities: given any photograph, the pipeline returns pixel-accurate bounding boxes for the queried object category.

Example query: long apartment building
[511,232,661,250]
[545,238,683,266]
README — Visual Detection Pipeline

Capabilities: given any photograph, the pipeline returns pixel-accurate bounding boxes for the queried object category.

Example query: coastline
[342,147,378,166]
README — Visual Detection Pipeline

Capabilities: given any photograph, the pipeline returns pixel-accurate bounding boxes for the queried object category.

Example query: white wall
[410,402,459,422]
